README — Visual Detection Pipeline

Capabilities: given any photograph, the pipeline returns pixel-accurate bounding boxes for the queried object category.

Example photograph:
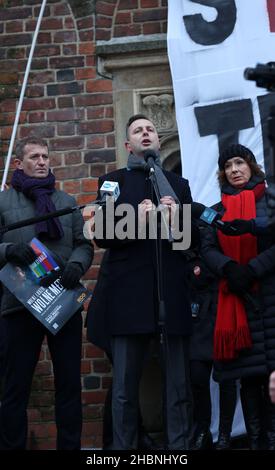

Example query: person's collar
[127,152,162,171]
[221,174,265,195]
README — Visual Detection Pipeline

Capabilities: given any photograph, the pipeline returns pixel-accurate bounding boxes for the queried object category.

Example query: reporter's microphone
[191,202,237,232]
[94,181,120,205]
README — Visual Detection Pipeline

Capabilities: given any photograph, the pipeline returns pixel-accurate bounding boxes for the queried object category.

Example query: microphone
[143,149,175,242]
[143,149,158,172]
[0,181,120,236]
[191,202,237,232]
[93,181,120,205]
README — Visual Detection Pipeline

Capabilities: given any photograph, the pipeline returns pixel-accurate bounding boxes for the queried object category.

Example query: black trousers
[0,309,82,450]
[190,360,236,433]
[111,334,193,450]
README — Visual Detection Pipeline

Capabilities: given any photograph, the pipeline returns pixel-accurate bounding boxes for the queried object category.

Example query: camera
[244,62,275,91]
[244,61,275,218]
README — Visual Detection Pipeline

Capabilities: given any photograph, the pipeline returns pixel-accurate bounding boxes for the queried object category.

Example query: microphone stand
[148,167,167,334]
[148,165,189,449]
[0,193,114,235]
[0,204,86,234]
[147,165,169,448]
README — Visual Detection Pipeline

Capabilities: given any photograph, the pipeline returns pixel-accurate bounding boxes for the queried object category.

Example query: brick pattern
[0,0,168,450]
[96,0,167,40]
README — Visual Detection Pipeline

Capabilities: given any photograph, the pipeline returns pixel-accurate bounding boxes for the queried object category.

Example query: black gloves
[60,263,83,289]
[223,261,255,296]
[6,243,37,266]
[219,219,255,236]
[39,270,60,288]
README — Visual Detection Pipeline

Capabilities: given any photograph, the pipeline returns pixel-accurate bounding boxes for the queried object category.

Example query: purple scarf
[11,169,64,240]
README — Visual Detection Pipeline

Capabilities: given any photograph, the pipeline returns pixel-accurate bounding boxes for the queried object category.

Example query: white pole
[1,0,48,191]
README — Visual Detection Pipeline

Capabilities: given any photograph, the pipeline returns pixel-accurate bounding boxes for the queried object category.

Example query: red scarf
[214,182,265,361]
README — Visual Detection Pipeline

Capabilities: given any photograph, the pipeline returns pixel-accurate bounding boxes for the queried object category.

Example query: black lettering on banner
[194,99,254,154]
[257,93,275,179]
[183,0,237,45]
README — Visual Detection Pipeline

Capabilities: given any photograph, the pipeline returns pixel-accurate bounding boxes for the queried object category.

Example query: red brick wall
[96,0,167,40]
[0,0,168,449]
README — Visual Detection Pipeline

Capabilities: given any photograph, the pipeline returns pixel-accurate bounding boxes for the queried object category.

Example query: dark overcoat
[0,188,94,316]
[187,244,218,362]
[87,167,199,338]
[201,194,275,382]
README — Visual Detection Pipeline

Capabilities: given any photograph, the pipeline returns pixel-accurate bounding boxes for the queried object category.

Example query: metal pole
[1,0,48,191]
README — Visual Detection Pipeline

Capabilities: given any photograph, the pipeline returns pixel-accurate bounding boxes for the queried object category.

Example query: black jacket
[87,167,199,338]
[201,194,275,381]
[186,242,218,362]
[0,188,94,315]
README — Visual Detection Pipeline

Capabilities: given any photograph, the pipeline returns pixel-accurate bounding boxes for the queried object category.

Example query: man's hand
[159,196,177,229]
[6,243,37,266]
[159,196,176,207]
[60,263,83,289]
[138,199,156,226]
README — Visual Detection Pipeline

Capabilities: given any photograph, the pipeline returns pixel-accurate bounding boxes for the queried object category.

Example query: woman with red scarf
[201,144,275,450]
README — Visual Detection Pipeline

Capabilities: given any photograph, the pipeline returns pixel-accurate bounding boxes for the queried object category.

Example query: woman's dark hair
[217,157,265,188]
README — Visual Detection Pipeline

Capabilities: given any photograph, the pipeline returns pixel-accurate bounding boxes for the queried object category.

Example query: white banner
[168,0,275,205]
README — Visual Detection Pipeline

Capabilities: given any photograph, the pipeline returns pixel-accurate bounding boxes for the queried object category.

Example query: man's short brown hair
[125,114,152,139]
[15,137,48,160]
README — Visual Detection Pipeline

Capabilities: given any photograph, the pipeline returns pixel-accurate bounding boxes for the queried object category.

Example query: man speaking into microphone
[88,114,199,450]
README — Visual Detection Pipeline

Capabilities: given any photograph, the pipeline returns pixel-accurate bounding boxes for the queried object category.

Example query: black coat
[0,188,94,316]
[86,250,111,354]
[87,167,199,338]
[187,244,218,362]
[201,194,275,382]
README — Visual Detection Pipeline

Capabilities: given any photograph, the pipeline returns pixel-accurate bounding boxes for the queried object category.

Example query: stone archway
[160,133,182,175]
[163,151,182,175]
